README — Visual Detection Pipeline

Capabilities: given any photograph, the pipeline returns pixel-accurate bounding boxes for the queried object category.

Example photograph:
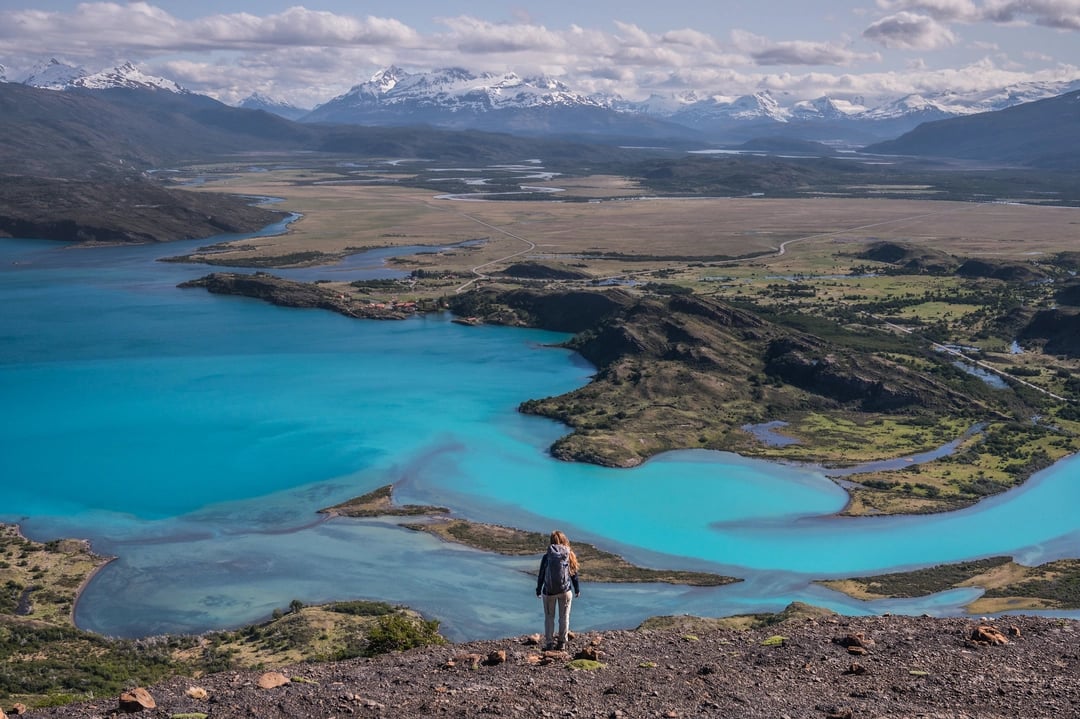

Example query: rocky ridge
[25,613,1080,718]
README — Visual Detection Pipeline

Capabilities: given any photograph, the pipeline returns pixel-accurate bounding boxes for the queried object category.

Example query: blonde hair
[549,530,579,575]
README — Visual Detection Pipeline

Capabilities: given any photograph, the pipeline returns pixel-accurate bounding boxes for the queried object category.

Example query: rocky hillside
[451,288,991,467]
[25,613,1080,719]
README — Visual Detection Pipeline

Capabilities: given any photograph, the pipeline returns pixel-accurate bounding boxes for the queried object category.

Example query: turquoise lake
[2,227,1080,641]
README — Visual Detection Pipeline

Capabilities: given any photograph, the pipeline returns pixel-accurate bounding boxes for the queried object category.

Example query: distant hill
[733,137,837,156]
[864,90,1080,169]
[0,82,654,176]
[0,83,314,175]
[0,83,657,243]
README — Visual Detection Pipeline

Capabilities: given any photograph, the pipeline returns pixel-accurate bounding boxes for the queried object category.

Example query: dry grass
[0,524,110,626]
[186,173,1080,277]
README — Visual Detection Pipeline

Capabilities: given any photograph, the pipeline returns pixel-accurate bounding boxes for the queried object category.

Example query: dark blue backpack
[543,544,572,594]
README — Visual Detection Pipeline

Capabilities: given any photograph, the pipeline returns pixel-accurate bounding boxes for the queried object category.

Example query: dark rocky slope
[454,288,990,466]
[28,614,1080,719]
[0,175,280,244]
[178,272,420,319]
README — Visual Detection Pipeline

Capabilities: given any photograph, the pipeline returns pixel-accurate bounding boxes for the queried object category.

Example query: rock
[970,625,1010,646]
[835,632,874,649]
[186,686,209,700]
[486,650,507,665]
[524,634,542,646]
[20,615,1080,719]
[575,645,603,661]
[257,671,290,689]
[9,705,25,716]
[453,653,483,670]
[1008,625,1022,638]
[825,709,853,719]
[117,687,156,712]
[847,645,868,656]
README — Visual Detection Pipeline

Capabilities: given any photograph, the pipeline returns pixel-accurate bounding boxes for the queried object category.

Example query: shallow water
[3,230,1080,640]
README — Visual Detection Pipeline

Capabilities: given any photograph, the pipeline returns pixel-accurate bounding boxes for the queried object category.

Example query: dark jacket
[536,543,580,596]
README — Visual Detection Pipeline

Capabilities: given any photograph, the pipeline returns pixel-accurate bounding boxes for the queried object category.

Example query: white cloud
[731,30,881,66]
[863,11,959,48]
[0,3,421,54]
[878,0,1080,30]
[436,16,566,54]
[983,0,1080,30]
[1,2,1077,108]
[876,0,980,21]
[659,29,718,49]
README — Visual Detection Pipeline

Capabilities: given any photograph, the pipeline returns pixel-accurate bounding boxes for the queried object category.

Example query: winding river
[2,224,1079,641]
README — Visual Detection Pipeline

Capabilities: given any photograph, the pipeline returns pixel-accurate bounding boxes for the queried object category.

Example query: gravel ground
[22,614,1080,719]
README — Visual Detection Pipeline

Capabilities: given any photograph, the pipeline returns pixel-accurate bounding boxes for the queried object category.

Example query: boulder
[575,645,603,661]
[451,653,482,670]
[117,687,156,712]
[970,625,1009,646]
[258,671,290,689]
[838,631,874,649]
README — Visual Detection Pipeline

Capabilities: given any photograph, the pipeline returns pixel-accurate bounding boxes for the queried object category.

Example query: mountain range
[9,59,1080,146]
[866,89,1080,170]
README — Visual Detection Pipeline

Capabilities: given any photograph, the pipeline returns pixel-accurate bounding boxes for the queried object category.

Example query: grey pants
[543,590,573,645]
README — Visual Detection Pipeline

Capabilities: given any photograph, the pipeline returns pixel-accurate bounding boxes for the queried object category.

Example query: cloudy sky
[1,0,1078,108]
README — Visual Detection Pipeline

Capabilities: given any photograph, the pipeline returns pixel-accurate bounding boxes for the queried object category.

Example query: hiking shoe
[554,640,564,651]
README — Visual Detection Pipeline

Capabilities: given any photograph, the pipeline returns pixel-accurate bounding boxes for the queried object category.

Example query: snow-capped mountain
[21,58,87,89]
[628,78,1080,142]
[71,62,185,92]
[301,66,694,139]
[672,91,790,124]
[862,94,958,122]
[790,96,867,121]
[867,88,1080,169]
[306,66,611,123]
[9,57,1080,145]
[239,92,308,120]
[20,60,184,93]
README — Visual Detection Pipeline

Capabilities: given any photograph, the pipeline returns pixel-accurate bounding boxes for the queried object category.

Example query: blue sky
[1,0,1078,107]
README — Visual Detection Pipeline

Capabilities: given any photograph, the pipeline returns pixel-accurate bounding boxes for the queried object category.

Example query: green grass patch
[567,659,605,670]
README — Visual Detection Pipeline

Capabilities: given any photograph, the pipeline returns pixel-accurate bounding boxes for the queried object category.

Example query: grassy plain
[819,557,1080,613]
[184,166,1080,280]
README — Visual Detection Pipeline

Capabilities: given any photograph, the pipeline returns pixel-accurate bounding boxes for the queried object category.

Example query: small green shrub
[33,693,79,708]
[327,600,396,617]
[364,614,445,656]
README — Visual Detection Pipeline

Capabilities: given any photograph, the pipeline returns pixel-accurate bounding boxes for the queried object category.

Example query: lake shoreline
[177,270,1075,518]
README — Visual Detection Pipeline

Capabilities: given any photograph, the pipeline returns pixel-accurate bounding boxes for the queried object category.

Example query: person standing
[536,530,580,650]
